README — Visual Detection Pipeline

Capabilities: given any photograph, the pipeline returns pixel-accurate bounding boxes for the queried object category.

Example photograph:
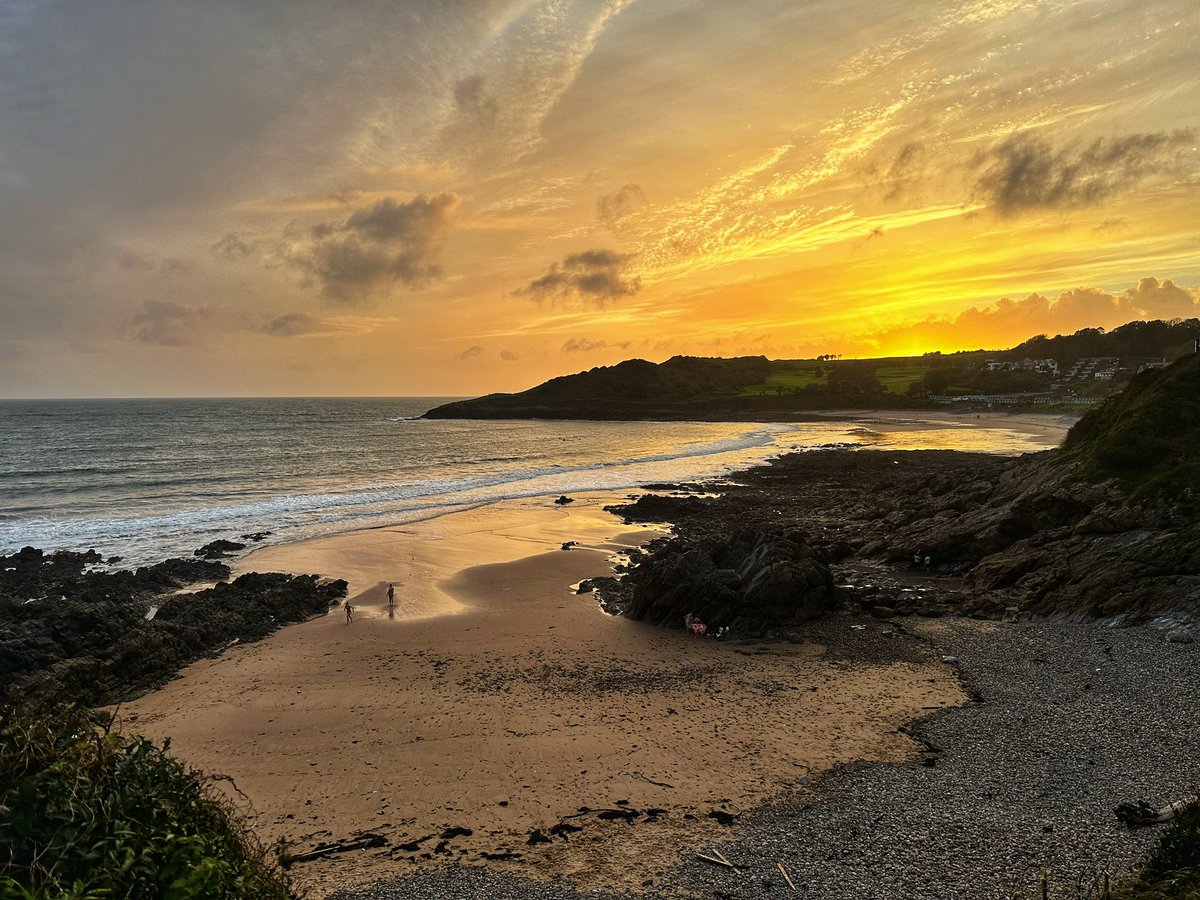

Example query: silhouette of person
[387,583,395,607]
[345,601,354,624]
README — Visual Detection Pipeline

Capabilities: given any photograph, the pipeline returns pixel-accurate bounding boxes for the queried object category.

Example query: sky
[0,0,1197,398]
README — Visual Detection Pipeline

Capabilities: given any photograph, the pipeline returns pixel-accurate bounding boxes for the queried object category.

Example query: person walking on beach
[345,601,354,624]
[387,583,395,608]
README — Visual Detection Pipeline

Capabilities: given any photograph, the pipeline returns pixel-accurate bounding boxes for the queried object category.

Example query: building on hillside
[983,357,1058,374]
[1064,357,1119,380]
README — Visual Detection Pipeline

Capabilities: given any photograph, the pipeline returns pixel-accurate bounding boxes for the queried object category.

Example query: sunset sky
[1,0,1197,397]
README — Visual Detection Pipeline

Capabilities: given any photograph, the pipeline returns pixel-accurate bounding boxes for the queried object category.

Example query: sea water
[0,398,1056,565]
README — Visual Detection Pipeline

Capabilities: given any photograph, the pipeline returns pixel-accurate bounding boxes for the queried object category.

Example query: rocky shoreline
[0,542,347,709]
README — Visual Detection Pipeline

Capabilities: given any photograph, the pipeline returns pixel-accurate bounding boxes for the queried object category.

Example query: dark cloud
[499,349,519,361]
[129,300,208,346]
[883,142,926,202]
[460,344,483,359]
[212,232,255,261]
[263,311,322,337]
[562,337,607,353]
[518,249,641,305]
[973,130,1196,215]
[596,184,646,231]
[292,194,460,301]
[852,225,885,252]
[453,74,499,125]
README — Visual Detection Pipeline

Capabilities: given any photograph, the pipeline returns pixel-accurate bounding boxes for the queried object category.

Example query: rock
[621,528,836,634]
[1166,628,1194,644]
[554,495,575,505]
[0,546,347,708]
[576,579,595,594]
[193,539,247,559]
[869,606,897,619]
[239,531,273,542]
[604,493,707,523]
[560,541,578,551]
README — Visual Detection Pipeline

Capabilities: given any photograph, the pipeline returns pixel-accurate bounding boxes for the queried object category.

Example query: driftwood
[1114,796,1196,828]
[284,832,388,865]
[697,853,735,869]
[711,848,741,874]
[778,862,797,892]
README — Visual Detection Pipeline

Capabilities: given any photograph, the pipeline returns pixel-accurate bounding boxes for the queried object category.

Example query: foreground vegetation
[1064,352,1200,500]
[0,706,293,899]
[1109,800,1200,899]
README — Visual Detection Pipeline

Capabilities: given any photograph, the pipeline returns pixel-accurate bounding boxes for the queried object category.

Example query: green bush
[1110,800,1200,900]
[0,706,293,900]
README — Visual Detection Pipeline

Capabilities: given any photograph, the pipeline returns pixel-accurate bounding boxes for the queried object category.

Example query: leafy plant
[0,706,294,899]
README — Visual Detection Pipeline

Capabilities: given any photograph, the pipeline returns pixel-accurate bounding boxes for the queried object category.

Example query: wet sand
[121,493,963,897]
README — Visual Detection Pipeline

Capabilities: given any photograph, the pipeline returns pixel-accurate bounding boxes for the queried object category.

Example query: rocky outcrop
[619,528,837,634]
[195,539,247,559]
[0,546,347,708]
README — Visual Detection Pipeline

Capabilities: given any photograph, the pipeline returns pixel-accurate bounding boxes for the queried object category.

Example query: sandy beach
[121,491,963,897]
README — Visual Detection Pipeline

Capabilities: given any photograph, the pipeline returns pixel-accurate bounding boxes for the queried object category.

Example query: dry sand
[121,493,963,897]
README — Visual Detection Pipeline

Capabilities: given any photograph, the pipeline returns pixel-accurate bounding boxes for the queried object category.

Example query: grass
[875,365,928,395]
[0,705,294,900]
[739,366,827,395]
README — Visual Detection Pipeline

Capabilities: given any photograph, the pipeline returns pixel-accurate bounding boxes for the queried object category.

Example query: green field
[740,366,826,395]
[875,365,928,395]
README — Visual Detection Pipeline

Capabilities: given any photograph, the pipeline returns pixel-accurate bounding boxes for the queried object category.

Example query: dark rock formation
[0,547,347,708]
[194,539,247,559]
[606,493,710,523]
[619,528,837,634]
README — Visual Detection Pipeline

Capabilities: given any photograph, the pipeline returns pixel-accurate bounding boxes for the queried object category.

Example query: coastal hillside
[424,355,774,419]
[1063,350,1200,499]
[424,320,1198,420]
[600,349,1200,626]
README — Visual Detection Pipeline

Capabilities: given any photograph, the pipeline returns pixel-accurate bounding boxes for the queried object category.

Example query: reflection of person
[345,601,354,624]
[387,583,395,607]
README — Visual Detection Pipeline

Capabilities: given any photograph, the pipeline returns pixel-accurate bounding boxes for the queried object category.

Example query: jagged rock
[622,528,836,634]
[0,547,347,708]
[554,495,575,505]
[605,493,708,523]
[193,539,247,559]
[1167,628,1194,644]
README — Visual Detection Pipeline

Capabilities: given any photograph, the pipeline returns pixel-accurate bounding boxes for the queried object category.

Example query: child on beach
[345,601,354,624]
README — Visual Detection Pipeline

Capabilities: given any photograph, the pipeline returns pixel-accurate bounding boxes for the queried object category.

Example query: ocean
[0,398,1057,566]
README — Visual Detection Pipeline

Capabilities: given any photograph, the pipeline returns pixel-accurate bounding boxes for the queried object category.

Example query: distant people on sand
[923,554,932,573]
[387,583,395,608]
[345,601,353,624]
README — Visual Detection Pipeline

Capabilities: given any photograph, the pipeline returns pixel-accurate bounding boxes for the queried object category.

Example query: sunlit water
[0,398,1061,565]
